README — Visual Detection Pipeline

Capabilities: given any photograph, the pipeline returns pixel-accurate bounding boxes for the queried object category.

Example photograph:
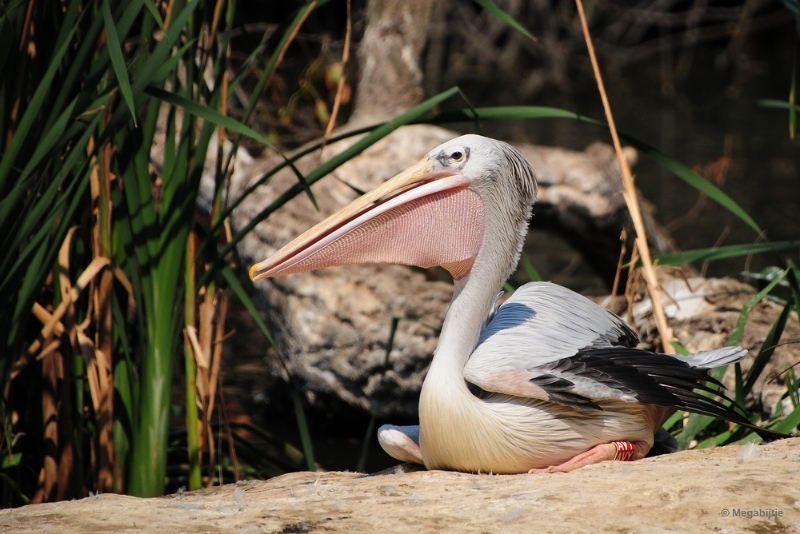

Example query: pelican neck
[428,269,503,377]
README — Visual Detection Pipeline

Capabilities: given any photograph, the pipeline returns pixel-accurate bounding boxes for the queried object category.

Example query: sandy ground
[4,437,798,533]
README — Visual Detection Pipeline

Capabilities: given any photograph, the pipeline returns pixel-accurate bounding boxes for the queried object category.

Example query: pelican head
[249,135,537,284]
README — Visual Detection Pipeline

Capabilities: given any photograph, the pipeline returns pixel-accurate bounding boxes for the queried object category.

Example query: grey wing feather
[463,282,641,403]
[466,282,637,370]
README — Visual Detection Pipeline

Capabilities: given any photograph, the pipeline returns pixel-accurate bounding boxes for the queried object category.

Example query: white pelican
[250,135,780,473]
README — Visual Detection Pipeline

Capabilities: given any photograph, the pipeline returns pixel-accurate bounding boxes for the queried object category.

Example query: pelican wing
[463,282,788,440]
[464,282,732,411]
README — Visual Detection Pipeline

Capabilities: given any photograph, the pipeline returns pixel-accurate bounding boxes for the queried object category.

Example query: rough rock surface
[7,438,799,533]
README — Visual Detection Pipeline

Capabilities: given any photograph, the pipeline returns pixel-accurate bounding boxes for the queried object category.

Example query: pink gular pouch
[249,161,486,282]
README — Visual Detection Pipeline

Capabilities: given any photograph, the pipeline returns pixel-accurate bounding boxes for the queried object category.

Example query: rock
[8,437,799,533]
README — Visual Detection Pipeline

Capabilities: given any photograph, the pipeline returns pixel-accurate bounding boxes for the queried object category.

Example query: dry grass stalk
[187,285,231,486]
[186,325,210,403]
[31,347,62,504]
[30,227,74,502]
[204,291,226,425]
[200,289,229,486]
[163,0,178,30]
[210,292,238,481]
[12,244,109,381]
[90,138,117,492]
[323,0,352,141]
[27,229,114,502]
[609,227,628,306]
[574,0,675,353]
[198,289,215,459]
[624,245,641,328]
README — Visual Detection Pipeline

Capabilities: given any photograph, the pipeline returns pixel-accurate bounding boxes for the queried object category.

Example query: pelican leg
[530,440,651,474]
[377,424,423,465]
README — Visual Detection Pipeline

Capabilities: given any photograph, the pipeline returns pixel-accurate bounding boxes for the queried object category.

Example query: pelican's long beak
[249,157,486,282]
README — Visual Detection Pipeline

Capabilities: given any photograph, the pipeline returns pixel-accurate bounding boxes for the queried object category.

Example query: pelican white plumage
[250,134,781,473]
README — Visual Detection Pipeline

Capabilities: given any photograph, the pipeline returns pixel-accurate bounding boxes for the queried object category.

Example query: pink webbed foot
[529,440,651,474]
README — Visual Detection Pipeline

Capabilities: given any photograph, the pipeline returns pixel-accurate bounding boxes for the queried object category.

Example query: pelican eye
[445,145,468,164]
[436,145,469,167]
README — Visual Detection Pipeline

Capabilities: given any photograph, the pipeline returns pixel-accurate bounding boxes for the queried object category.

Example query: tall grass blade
[0,21,82,192]
[0,17,13,74]
[217,1,319,210]
[638,146,761,235]
[220,267,316,470]
[125,1,204,497]
[153,40,197,83]
[141,0,166,31]
[356,315,400,473]
[229,420,306,471]
[695,430,733,449]
[355,415,377,473]
[522,253,542,282]
[291,384,316,472]
[0,474,30,506]
[184,238,202,491]
[472,0,537,41]
[661,410,683,431]
[772,404,800,434]
[756,98,800,112]
[785,262,800,324]
[779,0,798,14]
[742,297,793,396]
[677,272,787,447]
[792,8,800,139]
[790,51,797,139]
[647,241,800,267]
[220,267,276,346]
[728,270,787,347]
[102,0,138,126]
[143,87,275,148]
[355,316,438,472]
[244,1,318,123]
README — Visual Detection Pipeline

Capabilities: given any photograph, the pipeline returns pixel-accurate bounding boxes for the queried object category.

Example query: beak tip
[248,264,261,281]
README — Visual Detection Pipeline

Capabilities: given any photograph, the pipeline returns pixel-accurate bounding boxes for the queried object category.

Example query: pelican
[250,135,780,473]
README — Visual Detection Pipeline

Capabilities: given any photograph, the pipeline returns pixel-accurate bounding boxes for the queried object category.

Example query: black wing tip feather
[537,347,789,441]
